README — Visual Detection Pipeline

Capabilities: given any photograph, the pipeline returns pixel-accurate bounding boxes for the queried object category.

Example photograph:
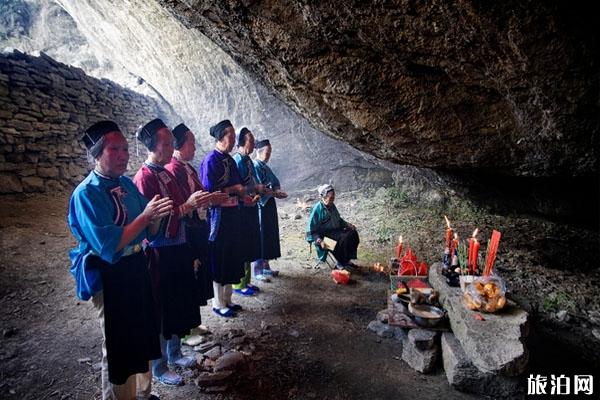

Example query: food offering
[463,276,507,313]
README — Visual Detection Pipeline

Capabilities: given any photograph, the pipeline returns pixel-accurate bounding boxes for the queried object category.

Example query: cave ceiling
[157,0,598,177]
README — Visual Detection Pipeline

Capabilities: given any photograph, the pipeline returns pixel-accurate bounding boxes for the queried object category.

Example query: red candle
[395,235,403,259]
[468,228,480,274]
[444,216,453,249]
[451,233,459,257]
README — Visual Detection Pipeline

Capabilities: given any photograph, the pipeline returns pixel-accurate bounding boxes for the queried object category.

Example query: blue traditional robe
[68,171,160,384]
[68,171,149,300]
[253,159,281,260]
[233,152,261,261]
[306,200,359,264]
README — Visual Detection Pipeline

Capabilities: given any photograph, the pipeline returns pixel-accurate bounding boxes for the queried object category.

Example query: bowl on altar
[408,304,445,328]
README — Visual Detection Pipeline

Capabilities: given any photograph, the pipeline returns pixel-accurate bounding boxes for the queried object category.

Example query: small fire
[398,235,403,244]
[444,215,451,228]
[372,262,385,273]
[471,228,479,238]
[454,233,459,240]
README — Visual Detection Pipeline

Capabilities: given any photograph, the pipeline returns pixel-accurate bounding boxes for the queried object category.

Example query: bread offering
[462,276,507,313]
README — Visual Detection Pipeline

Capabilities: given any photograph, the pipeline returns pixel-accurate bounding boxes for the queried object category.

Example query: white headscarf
[318,184,334,198]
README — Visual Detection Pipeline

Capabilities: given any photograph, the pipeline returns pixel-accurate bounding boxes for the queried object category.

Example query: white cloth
[318,184,334,198]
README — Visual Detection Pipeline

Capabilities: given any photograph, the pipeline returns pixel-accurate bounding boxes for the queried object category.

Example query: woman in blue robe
[199,120,246,318]
[232,127,263,294]
[253,139,288,276]
[305,184,359,268]
[68,121,172,399]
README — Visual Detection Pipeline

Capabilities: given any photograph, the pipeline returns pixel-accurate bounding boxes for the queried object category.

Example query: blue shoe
[247,284,260,292]
[227,303,243,311]
[212,307,235,318]
[234,287,255,296]
[155,370,183,386]
[168,355,197,369]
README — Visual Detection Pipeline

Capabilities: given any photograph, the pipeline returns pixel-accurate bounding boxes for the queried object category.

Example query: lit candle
[395,235,403,259]
[450,232,459,256]
[444,216,453,249]
[468,228,480,275]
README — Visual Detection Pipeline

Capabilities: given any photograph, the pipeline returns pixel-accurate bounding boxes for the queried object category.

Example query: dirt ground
[0,190,597,399]
[0,192,478,400]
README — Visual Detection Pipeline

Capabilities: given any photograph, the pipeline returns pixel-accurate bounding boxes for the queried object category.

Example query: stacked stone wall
[0,50,176,193]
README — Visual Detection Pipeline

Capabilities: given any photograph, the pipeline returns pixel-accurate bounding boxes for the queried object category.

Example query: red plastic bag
[398,248,428,276]
[331,270,350,285]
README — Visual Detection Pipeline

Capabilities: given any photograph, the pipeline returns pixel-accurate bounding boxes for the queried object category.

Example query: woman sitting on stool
[306,184,359,269]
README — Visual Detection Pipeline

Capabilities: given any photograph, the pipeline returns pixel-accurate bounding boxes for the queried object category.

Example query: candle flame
[398,235,403,244]
[444,215,451,228]
[472,228,479,239]
[454,233,458,240]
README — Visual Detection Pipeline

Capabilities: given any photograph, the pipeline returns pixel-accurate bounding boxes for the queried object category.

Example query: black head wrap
[237,127,251,147]
[81,120,120,149]
[172,123,190,149]
[209,120,233,141]
[255,139,271,149]
[136,118,167,150]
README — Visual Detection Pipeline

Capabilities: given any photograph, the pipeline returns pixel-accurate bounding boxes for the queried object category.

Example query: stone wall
[0,49,178,193]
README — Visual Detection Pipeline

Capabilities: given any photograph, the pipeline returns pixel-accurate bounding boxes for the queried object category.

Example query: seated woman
[305,184,360,268]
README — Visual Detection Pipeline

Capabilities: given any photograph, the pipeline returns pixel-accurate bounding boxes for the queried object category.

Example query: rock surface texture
[0,50,176,193]
[46,0,396,191]
[158,0,598,177]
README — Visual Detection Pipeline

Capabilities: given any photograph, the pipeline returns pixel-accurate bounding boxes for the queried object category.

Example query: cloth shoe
[246,284,260,292]
[233,287,255,296]
[168,355,197,369]
[254,274,271,282]
[227,303,243,311]
[155,370,183,386]
[212,307,235,318]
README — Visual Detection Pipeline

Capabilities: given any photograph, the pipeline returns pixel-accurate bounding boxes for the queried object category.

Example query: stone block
[0,173,23,193]
[0,162,19,172]
[37,167,59,178]
[49,73,66,87]
[45,180,64,192]
[8,120,32,132]
[408,329,438,351]
[5,153,23,163]
[10,73,33,84]
[429,263,529,376]
[14,113,38,122]
[41,108,59,117]
[367,320,395,339]
[401,336,438,374]
[213,351,245,372]
[21,176,45,192]
[377,309,389,323]
[441,332,523,398]
[16,168,36,177]
[194,371,233,387]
